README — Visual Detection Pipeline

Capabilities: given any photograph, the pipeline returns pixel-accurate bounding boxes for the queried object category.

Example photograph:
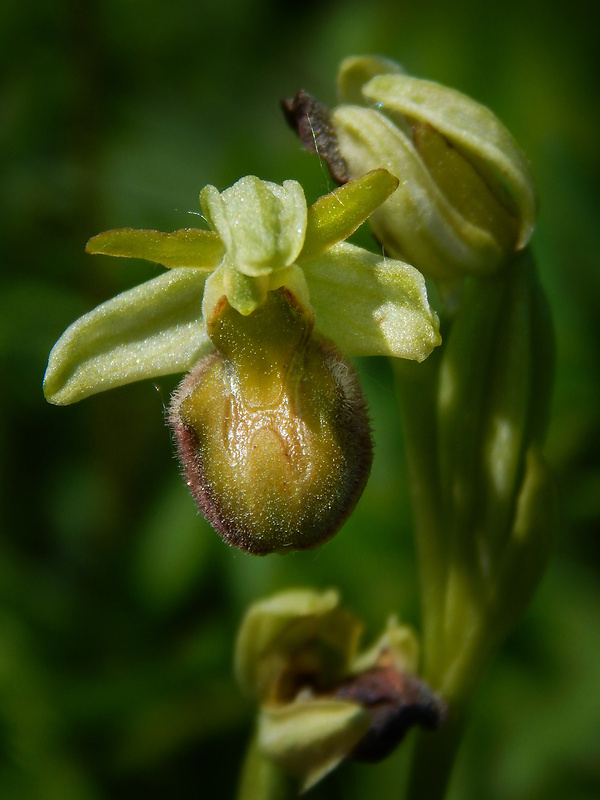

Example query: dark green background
[1,0,598,797]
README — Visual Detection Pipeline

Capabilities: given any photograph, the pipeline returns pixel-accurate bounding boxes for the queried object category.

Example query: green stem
[393,353,446,670]
[237,730,294,800]
[404,702,467,800]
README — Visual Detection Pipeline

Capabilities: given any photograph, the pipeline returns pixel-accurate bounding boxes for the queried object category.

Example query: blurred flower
[235,588,446,791]
[43,172,440,554]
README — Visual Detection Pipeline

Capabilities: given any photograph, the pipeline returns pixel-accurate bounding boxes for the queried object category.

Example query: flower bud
[169,287,372,555]
[331,56,537,281]
[234,588,362,704]
[235,589,445,791]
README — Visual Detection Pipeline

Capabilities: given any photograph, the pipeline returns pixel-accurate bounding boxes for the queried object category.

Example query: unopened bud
[169,288,372,555]
[331,56,537,281]
[235,589,445,791]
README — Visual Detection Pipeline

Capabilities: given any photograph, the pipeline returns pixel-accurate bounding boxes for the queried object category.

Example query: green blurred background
[1,0,599,797]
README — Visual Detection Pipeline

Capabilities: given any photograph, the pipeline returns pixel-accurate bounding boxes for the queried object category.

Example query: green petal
[86,228,224,269]
[200,177,307,277]
[43,268,211,405]
[258,699,370,792]
[363,75,537,248]
[337,54,404,105]
[303,242,441,361]
[299,169,399,262]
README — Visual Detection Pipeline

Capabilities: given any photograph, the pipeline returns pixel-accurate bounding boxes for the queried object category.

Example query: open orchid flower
[44,171,440,554]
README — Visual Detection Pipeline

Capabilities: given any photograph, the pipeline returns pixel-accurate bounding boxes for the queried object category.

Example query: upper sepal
[200,176,307,277]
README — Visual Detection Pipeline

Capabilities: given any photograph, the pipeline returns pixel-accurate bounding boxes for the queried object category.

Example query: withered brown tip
[332,666,448,763]
[281,89,349,184]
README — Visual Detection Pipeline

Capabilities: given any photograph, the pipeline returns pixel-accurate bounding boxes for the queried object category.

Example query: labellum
[169,287,373,555]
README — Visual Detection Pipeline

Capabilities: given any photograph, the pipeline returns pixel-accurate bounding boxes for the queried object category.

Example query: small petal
[302,242,441,361]
[86,227,224,269]
[299,170,398,262]
[200,177,307,276]
[201,258,270,319]
[43,268,211,405]
[201,260,312,322]
[257,699,370,793]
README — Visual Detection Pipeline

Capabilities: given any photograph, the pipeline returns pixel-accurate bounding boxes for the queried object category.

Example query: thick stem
[404,701,467,800]
[237,731,294,800]
[393,353,446,668]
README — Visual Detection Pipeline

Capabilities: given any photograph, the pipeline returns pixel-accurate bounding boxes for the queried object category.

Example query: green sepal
[303,242,441,361]
[333,105,506,279]
[337,54,404,106]
[257,699,370,793]
[43,268,211,405]
[299,169,399,262]
[362,74,537,249]
[234,589,362,704]
[86,227,224,269]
